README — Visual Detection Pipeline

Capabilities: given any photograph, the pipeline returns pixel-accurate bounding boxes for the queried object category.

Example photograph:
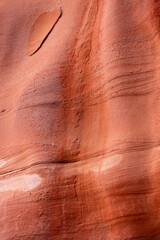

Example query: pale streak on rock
[0,160,6,168]
[0,174,41,192]
[81,154,123,174]
[99,154,123,172]
[0,157,15,169]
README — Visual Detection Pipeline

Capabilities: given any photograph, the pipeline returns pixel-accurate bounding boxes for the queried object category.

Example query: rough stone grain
[0,0,160,239]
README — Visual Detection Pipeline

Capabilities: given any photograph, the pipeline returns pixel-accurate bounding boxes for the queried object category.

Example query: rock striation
[0,0,160,239]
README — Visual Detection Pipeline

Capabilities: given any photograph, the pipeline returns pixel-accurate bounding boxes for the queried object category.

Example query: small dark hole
[1,109,6,113]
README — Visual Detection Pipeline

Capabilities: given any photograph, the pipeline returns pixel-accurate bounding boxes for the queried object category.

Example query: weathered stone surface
[0,0,160,239]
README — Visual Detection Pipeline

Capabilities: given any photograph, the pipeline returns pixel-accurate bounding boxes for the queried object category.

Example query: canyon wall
[0,0,160,239]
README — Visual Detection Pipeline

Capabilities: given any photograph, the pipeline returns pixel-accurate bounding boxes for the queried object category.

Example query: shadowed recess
[28,8,62,56]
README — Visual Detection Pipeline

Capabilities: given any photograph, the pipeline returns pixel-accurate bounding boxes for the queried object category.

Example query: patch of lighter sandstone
[0,174,41,192]
[99,154,123,172]
[82,154,123,174]
[0,160,6,168]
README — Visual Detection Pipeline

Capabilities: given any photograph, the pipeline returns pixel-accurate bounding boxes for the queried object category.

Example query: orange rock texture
[0,0,160,239]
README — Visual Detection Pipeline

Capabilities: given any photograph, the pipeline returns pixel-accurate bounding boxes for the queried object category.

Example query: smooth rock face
[28,9,62,56]
[0,0,160,239]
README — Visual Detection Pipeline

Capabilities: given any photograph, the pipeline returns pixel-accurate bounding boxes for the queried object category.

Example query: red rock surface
[0,0,160,239]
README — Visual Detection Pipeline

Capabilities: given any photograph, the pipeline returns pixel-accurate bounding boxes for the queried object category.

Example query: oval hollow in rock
[28,8,62,56]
